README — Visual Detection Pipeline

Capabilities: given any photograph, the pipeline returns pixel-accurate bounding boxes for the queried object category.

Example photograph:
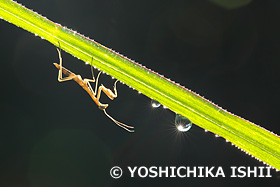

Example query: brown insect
[53,44,134,132]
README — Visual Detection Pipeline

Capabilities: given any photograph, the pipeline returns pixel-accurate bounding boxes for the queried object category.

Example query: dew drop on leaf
[175,114,192,132]
[151,99,161,108]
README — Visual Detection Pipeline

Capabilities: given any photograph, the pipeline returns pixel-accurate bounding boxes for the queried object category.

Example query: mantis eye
[98,104,108,110]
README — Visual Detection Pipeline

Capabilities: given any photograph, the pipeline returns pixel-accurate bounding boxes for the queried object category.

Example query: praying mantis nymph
[53,44,134,132]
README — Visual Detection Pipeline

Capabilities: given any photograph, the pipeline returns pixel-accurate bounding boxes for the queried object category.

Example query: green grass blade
[0,0,279,170]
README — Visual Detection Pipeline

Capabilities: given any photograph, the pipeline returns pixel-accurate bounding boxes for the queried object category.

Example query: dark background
[0,0,280,186]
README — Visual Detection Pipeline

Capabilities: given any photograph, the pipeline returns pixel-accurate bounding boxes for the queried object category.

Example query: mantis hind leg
[55,45,79,82]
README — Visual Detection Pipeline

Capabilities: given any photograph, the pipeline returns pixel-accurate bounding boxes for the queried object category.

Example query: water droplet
[175,114,192,132]
[151,99,161,108]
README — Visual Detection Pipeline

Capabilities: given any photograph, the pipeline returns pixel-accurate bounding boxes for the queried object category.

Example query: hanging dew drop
[151,99,161,108]
[175,114,192,132]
